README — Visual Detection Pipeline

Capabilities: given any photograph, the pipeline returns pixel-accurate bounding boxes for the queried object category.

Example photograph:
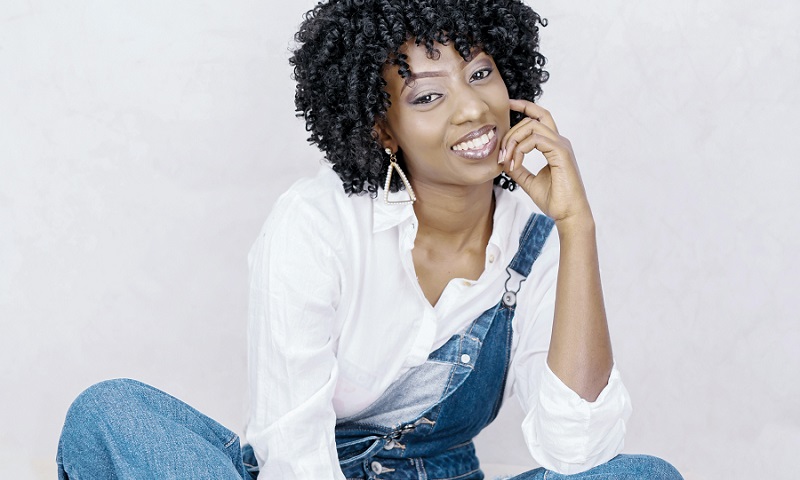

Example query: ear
[372,118,398,153]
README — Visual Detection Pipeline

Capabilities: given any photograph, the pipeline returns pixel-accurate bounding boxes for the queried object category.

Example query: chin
[461,165,504,188]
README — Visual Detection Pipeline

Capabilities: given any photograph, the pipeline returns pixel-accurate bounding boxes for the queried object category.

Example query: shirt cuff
[521,363,633,475]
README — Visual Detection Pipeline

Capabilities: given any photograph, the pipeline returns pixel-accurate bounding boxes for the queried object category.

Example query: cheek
[397,112,448,150]
[492,91,511,128]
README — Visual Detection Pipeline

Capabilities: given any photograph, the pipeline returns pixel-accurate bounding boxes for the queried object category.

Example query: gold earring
[383,148,416,205]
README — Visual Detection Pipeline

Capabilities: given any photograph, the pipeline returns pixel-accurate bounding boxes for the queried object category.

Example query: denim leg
[56,378,247,480]
[508,454,683,480]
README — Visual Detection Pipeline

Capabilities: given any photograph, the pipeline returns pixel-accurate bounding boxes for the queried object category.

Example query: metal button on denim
[371,461,383,474]
[461,354,471,364]
[502,291,516,307]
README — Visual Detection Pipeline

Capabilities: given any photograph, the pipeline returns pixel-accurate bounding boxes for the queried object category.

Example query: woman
[57,1,683,479]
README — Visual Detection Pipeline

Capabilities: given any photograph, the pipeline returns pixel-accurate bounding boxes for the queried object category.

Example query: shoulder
[253,166,374,255]
[274,166,367,216]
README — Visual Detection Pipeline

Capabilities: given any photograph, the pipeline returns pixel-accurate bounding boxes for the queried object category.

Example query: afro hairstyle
[290,0,548,196]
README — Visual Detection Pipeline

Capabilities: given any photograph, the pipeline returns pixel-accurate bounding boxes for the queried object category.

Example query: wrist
[555,210,596,238]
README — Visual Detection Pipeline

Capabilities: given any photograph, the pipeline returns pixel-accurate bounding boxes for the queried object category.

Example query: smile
[450,127,498,160]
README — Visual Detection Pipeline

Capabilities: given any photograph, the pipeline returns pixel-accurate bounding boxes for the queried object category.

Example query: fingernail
[510,158,515,172]
[498,148,505,164]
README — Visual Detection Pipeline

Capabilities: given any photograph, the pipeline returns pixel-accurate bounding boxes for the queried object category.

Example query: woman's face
[379,40,510,192]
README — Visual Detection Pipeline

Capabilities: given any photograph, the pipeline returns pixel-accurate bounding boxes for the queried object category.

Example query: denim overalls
[57,211,682,479]
[333,213,554,480]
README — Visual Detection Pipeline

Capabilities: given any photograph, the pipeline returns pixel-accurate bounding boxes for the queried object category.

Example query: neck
[411,181,495,252]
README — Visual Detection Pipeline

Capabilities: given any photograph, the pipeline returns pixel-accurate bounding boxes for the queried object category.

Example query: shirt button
[461,280,471,287]
[488,254,495,263]
[461,354,471,364]
[371,461,383,474]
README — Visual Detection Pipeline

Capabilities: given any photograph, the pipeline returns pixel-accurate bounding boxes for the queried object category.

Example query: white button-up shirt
[246,166,631,479]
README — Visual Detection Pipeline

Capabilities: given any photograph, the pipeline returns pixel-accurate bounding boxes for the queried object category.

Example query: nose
[449,84,490,125]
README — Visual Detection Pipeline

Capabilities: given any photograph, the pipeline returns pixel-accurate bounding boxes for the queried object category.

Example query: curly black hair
[290,0,548,196]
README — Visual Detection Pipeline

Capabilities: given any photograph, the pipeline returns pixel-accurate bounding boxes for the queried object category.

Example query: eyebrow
[397,51,489,94]
[400,71,448,93]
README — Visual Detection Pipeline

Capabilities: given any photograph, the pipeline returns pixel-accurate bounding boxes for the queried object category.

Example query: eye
[412,93,443,105]
[470,68,493,82]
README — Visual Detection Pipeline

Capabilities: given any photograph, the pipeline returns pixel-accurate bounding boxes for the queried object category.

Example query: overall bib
[333,213,554,480]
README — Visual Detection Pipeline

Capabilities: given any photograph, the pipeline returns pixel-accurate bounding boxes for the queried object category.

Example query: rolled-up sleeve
[521,362,632,474]
[246,190,346,480]
[510,229,632,475]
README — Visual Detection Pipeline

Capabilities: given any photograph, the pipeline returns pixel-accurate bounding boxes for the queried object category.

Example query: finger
[503,118,561,164]
[503,113,559,150]
[500,117,534,164]
[507,161,546,187]
[504,158,551,205]
[506,157,536,182]
[501,117,534,151]
[509,99,559,134]
[506,157,557,207]
[510,131,565,169]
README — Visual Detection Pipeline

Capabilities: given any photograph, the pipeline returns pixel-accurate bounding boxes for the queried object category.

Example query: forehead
[399,39,478,70]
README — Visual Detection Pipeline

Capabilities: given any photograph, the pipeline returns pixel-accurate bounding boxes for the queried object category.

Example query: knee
[59,378,149,465]
[63,378,147,429]
[619,454,683,480]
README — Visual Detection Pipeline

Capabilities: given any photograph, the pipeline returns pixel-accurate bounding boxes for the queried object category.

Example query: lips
[451,125,495,149]
[450,126,498,160]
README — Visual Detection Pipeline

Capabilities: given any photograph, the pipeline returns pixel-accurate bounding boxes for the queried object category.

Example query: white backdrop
[1,1,798,478]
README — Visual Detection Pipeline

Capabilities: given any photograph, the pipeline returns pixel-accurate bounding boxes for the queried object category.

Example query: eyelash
[410,67,494,105]
[412,93,443,105]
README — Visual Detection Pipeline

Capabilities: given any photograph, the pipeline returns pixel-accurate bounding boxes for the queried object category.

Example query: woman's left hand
[499,99,593,229]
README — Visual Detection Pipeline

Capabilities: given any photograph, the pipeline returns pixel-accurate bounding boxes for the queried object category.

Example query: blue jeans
[510,454,682,480]
[57,379,252,480]
[57,379,682,479]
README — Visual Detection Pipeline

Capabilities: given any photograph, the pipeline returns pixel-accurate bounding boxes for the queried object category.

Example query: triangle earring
[383,148,416,205]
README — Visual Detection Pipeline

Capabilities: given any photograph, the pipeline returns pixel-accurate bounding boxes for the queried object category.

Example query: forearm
[546,212,613,401]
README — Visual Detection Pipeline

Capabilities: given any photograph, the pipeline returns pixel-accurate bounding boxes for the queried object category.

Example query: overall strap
[502,213,555,307]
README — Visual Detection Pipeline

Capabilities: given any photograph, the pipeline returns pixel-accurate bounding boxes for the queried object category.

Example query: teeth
[452,129,495,151]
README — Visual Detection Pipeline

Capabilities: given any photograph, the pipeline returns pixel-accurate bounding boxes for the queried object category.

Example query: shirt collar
[373,185,520,260]
[373,189,416,233]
